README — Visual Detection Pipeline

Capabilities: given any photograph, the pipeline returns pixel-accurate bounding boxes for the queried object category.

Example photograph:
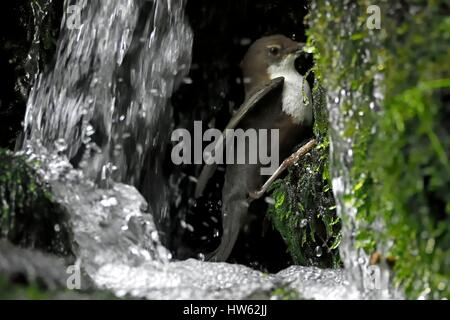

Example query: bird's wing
[194,77,284,198]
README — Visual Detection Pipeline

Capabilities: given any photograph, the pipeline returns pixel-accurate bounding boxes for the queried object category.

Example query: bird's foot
[248,138,317,201]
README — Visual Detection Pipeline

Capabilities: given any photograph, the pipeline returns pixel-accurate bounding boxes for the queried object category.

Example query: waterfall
[319,5,402,298]
[24,0,192,225]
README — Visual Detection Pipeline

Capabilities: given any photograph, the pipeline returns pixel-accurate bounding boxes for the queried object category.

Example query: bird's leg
[248,138,317,201]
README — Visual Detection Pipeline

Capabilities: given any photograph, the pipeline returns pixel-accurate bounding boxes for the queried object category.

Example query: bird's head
[240,35,305,95]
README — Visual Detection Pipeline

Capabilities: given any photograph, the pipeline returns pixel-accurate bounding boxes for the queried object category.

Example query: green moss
[0,275,52,300]
[267,83,341,268]
[271,285,302,300]
[0,149,73,257]
[0,274,117,300]
[307,0,449,299]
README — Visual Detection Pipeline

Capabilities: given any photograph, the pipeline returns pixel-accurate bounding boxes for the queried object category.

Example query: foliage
[0,149,73,256]
[0,274,116,300]
[271,285,302,300]
[307,0,449,299]
[0,275,53,300]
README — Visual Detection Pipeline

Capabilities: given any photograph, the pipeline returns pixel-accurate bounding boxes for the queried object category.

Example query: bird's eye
[268,46,280,56]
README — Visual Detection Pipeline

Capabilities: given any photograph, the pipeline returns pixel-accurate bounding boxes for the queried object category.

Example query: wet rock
[0,240,69,292]
[0,149,73,257]
[0,240,115,299]
[267,84,341,268]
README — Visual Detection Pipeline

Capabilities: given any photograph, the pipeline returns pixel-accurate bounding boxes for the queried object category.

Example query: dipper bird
[195,35,313,261]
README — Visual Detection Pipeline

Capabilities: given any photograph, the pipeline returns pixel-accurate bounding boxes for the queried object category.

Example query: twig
[248,138,317,201]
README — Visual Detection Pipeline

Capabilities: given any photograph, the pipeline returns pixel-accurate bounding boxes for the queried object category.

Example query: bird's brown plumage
[200,35,313,261]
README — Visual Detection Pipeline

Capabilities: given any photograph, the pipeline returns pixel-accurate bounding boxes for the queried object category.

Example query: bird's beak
[286,42,305,57]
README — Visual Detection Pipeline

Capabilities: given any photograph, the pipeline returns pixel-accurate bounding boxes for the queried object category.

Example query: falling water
[15,0,401,299]
[327,88,395,298]
[320,3,403,299]
[24,0,192,228]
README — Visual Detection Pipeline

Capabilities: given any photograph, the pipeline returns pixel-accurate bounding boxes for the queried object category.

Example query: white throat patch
[268,56,313,125]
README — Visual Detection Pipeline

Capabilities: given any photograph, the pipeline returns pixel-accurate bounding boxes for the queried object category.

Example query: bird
[195,35,314,262]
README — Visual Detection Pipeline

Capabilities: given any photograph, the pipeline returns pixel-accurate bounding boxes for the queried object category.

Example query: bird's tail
[207,166,249,262]
[207,202,247,262]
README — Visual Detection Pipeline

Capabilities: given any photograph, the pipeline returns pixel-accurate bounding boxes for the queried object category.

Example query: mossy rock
[0,149,73,257]
[268,83,341,268]
[307,0,449,299]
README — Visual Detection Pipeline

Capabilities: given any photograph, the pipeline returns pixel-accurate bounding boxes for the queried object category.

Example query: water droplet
[182,77,193,84]
[116,290,127,297]
[300,219,308,228]
[198,253,205,261]
[347,149,353,158]
[188,176,198,183]
[188,198,197,207]
[315,246,323,257]
[151,231,159,241]
[180,220,194,232]
[100,197,118,207]
[54,138,68,153]
[136,144,143,155]
[85,125,95,136]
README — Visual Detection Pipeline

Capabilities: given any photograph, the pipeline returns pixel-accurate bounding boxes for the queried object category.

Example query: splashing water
[320,3,403,299]
[17,0,400,299]
[24,0,192,196]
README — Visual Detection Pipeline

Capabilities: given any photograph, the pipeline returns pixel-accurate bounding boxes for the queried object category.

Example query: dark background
[169,0,311,271]
[0,0,64,149]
